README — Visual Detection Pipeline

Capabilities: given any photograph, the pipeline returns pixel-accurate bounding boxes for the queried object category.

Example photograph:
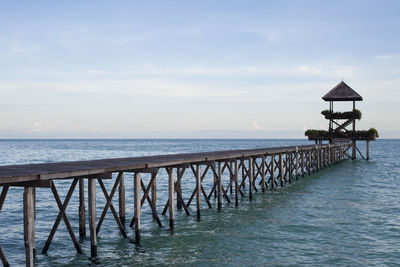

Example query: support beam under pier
[23,186,35,267]
[88,178,97,258]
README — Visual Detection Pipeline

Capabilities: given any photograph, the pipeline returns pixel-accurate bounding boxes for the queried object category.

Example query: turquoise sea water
[0,139,399,266]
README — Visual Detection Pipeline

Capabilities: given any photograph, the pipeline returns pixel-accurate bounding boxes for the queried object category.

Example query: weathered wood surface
[0,145,332,185]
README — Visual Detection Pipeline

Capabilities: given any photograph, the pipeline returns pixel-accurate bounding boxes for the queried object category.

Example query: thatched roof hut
[322,81,363,101]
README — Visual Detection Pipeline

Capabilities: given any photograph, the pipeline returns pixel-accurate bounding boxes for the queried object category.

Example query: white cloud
[252,121,261,130]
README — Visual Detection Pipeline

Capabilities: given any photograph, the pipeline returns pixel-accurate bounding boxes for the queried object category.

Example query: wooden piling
[119,173,126,226]
[0,186,9,267]
[88,178,97,258]
[352,140,356,160]
[168,168,175,230]
[270,155,275,189]
[328,145,331,166]
[279,154,284,187]
[79,178,86,239]
[366,140,370,160]
[196,165,201,220]
[217,162,222,211]
[176,168,182,210]
[23,186,35,267]
[234,159,239,207]
[295,147,299,179]
[261,155,266,192]
[288,153,293,182]
[134,173,141,243]
[151,173,157,220]
[248,158,253,200]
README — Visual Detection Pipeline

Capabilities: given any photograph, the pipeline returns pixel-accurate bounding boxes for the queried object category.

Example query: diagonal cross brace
[209,163,231,203]
[162,168,191,216]
[129,172,163,227]
[96,176,128,238]
[186,164,213,208]
[42,179,82,254]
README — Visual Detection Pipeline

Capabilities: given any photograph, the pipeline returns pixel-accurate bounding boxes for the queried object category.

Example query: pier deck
[1,145,318,184]
[0,143,351,267]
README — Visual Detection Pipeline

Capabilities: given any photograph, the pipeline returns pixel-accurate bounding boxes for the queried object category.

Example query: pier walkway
[0,143,351,266]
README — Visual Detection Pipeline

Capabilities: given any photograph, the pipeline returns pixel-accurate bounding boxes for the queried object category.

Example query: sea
[0,139,399,266]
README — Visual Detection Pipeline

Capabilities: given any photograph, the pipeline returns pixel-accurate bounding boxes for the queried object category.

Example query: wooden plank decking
[0,145,319,185]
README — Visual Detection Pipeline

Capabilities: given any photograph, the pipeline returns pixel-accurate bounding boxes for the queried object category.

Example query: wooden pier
[0,143,351,266]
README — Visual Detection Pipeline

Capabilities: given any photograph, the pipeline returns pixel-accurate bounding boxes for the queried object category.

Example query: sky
[0,0,399,138]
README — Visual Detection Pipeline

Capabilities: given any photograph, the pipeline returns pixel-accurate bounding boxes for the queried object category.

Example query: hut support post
[366,140,370,160]
[79,179,86,239]
[23,186,35,267]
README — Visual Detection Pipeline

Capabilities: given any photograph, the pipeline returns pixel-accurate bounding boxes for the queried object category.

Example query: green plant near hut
[368,127,379,138]
[321,109,362,120]
[305,127,378,140]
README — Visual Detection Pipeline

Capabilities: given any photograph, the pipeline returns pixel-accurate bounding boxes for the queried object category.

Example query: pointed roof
[322,81,363,101]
